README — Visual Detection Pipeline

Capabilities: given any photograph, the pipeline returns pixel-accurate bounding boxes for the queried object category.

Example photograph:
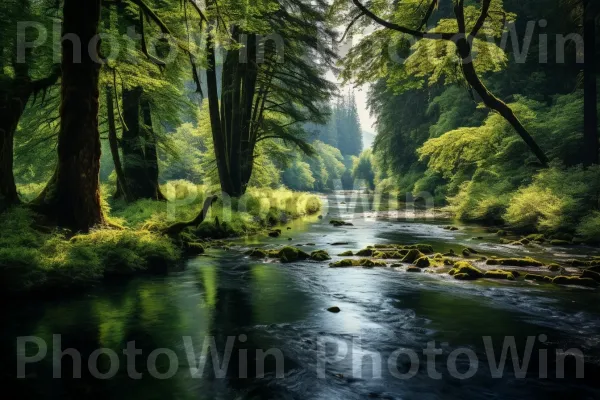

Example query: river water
[3,193,600,399]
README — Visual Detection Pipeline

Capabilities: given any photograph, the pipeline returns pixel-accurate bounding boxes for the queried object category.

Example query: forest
[2,0,600,398]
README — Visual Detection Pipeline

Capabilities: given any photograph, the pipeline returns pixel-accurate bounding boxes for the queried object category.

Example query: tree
[582,0,598,166]
[0,0,60,211]
[340,0,549,166]
[199,0,336,197]
[34,0,105,231]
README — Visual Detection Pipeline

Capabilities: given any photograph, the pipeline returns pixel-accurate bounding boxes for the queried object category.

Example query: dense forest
[2,1,600,397]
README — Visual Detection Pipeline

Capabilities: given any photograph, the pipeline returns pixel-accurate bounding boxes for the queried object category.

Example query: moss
[356,248,374,257]
[526,234,546,243]
[449,262,483,279]
[414,256,431,268]
[552,276,599,287]
[547,264,562,272]
[329,259,354,268]
[484,270,515,280]
[338,251,354,256]
[310,250,331,261]
[406,266,421,272]
[485,257,543,267]
[401,249,425,263]
[581,269,600,282]
[246,248,268,258]
[278,246,309,263]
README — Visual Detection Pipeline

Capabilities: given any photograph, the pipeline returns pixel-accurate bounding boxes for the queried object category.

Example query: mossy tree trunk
[35,0,104,231]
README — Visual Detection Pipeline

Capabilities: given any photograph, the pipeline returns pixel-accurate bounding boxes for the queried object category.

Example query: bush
[577,212,600,244]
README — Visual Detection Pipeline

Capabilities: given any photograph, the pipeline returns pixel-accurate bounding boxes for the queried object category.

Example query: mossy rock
[509,241,524,246]
[552,276,598,287]
[484,270,515,280]
[500,239,513,244]
[433,253,444,260]
[550,239,572,246]
[356,248,374,257]
[485,257,543,267]
[449,262,483,279]
[443,258,454,266]
[406,266,421,273]
[338,250,354,256]
[414,244,434,254]
[581,269,600,282]
[310,250,331,261]
[524,273,552,282]
[329,259,354,268]
[547,264,562,272]
[414,256,431,268]
[329,219,353,227]
[246,248,268,258]
[401,249,425,264]
[278,246,310,263]
[359,259,387,268]
[373,250,404,259]
[461,248,471,257]
[496,229,507,236]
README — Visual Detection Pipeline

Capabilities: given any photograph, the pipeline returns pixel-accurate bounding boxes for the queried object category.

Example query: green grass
[3,182,322,295]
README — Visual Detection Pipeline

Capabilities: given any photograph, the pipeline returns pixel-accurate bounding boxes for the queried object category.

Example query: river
[3,193,600,399]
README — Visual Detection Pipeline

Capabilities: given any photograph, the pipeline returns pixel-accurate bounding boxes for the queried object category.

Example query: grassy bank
[1,182,321,296]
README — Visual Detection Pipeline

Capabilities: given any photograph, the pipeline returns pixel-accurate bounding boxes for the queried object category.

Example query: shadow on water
[3,192,600,399]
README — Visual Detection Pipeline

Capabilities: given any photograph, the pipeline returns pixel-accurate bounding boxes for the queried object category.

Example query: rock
[461,249,471,257]
[465,247,478,254]
[581,269,600,282]
[327,306,341,313]
[433,253,444,259]
[496,229,507,236]
[414,256,431,268]
[454,273,478,280]
[552,276,598,287]
[547,264,562,272]
[338,251,354,256]
[268,230,281,238]
[401,249,425,264]
[442,226,459,231]
[472,236,484,240]
[484,270,515,280]
[359,259,387,268]
[356,248,374,257]
[331,242,349,246]
[288,237,293,241]
[306,243,316,246]
[486,257,543,267]
[524,273,553,283]
[185,242,205,255]
[550,239,572,246]
[246,248,268,258]
[406,267,421,272]
[310,250,331,261]
[526,233,545,243]
[287,227,292,230]
[449,262,483,279]
[442,249,455,257]
[278,246,310,263]
[329,219,353,227]
[413,244,434,254]
[329,259,354,268]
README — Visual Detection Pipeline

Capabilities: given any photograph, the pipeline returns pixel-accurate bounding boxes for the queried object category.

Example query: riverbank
[0,184,322,297]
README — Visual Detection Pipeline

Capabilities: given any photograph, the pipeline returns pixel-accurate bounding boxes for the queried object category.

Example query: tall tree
[34,0,104,231]
[342,0,549,166]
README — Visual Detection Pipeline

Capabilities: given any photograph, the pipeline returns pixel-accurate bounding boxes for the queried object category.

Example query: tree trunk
[141,99,165,200]
[106,87,130,200]
[121,86,150,200]
[206,23,235,195]
[455,38,549,167]
[583,0,598,166]
[35,0,104,231]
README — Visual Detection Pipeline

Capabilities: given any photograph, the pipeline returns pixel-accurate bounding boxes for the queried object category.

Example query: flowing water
[3,193,600,400]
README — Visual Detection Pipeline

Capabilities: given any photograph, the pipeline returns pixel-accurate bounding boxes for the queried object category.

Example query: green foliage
[282,160,315,191]
[352,149,376,190]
